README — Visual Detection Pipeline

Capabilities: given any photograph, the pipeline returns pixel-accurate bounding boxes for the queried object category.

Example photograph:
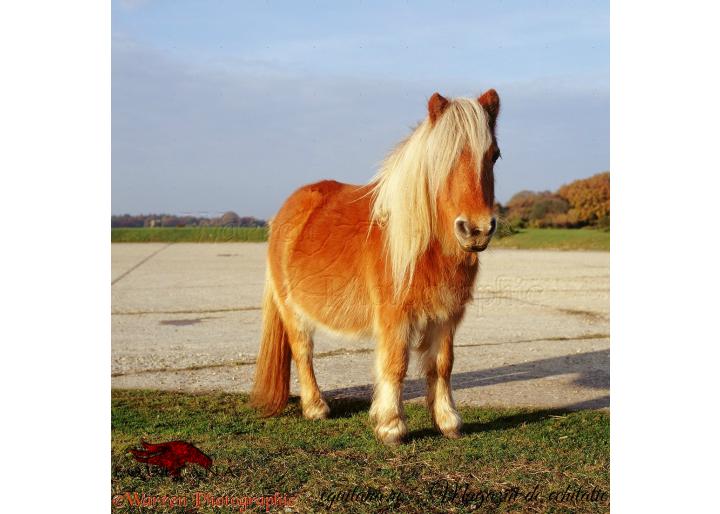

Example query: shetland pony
[251,90,501,445]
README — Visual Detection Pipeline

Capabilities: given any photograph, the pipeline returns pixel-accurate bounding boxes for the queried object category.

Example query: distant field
[111,226,609,251]
[493,228,609,251]
[112,389,609,513]
[111,226,268,243]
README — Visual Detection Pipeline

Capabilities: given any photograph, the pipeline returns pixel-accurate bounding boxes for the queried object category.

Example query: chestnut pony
[251,90,501,445]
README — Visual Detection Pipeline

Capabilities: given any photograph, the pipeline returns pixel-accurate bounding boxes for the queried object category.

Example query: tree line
[112,171,609,231]
[498,171,609,230]
[111,211,267,228]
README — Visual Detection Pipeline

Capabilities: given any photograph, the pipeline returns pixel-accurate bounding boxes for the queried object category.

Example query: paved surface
[112,243,609,410]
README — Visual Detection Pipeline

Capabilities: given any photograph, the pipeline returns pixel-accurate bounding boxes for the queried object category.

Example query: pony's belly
[286,282,373,336]
[285,258,373,336]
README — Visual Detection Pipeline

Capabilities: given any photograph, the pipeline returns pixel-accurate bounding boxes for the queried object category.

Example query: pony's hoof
[443,429,462,439]
[434,409,463,439]
[303,399,330,420]
[375,418,408,445]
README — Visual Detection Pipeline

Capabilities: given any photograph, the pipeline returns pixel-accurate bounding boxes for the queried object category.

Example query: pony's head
[371,90,501,290]
[432,90,500,253]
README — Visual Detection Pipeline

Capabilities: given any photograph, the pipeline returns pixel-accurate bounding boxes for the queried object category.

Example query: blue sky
[112,0,608,218]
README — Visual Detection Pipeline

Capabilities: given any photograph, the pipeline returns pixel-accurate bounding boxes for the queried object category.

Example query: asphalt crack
[476,292,609,321]
[111,243,174,285]
[112,306,261,316]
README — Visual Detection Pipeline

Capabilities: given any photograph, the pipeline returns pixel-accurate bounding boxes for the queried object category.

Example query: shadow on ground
[322,395,608,442]
[324,349,609,410]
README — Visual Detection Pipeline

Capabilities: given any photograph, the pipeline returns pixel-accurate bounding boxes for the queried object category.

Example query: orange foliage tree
[557,171,610,227]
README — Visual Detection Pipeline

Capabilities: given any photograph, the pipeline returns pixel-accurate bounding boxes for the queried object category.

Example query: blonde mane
[370,97,492,293]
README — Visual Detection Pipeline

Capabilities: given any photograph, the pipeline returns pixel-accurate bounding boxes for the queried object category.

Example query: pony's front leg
[369,321,410,445]
[421,321,462,438]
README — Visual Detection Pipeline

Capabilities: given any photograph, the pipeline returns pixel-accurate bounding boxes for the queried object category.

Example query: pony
[251,90,501,445]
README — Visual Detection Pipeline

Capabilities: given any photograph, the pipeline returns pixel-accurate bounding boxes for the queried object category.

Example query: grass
[112,226,608,251]
[111,226,268,243]
[112,389,609,513]
[493,228,609,251]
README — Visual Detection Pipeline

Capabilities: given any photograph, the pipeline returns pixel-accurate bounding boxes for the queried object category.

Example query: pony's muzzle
[454,217,496,252]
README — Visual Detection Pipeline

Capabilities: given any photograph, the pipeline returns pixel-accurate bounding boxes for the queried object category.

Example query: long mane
[370,97,493,293]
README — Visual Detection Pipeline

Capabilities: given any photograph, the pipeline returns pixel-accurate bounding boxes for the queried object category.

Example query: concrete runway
[112,243,609,410]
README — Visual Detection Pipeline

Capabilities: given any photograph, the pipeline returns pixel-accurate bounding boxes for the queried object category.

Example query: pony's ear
[478,89,500,129]
[428,92,449,124]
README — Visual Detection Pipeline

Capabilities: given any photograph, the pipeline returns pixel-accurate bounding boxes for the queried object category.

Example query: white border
[0,1,110,512]
[612,1,720,512]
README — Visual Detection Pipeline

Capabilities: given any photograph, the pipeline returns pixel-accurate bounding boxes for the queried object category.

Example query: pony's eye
[492,149,501,163]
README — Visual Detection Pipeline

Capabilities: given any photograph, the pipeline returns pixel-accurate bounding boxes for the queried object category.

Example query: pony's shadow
[325,396,608,442]
[408,395,609,442]
[323,349,609,436]
[327,397,373,419]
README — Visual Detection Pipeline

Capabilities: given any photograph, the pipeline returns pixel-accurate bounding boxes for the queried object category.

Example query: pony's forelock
[370,97,492,293]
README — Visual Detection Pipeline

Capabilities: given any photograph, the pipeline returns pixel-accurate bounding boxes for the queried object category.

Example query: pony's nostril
[489,218,497,234]
[455,219,471,237]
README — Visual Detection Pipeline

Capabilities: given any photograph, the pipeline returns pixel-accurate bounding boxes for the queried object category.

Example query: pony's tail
[250,275,291,416]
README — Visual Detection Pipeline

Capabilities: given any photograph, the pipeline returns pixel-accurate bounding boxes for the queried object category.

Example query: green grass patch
[493,228,609,251]
[112,389,609,513]
[112,226,608,251]
[111,226,268,243]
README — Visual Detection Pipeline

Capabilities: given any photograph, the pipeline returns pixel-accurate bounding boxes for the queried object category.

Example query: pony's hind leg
[370,319,410,445]
[419,320,462,438]
[284,316,330,420]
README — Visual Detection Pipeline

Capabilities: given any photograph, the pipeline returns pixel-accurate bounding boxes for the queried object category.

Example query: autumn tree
[557,171,610,227]
[504,191,570,228]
